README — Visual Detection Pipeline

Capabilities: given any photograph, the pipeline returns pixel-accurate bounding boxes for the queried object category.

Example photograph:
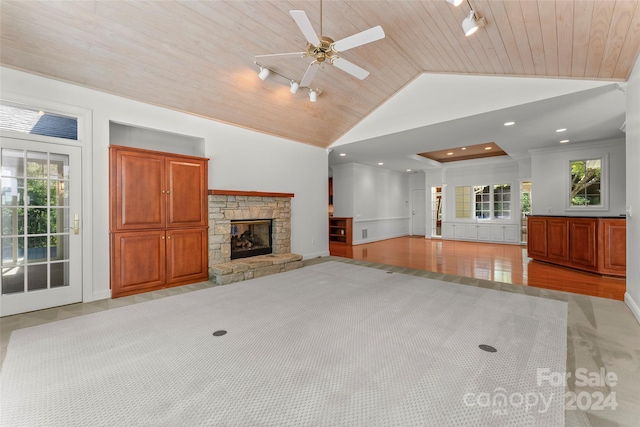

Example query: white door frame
[0,94,93,310]
[1,137,83,315]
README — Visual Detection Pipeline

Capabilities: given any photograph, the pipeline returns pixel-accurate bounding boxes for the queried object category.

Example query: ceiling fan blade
[332,25,385,52]
[255,52,306,60]
[300,62,320,87]
[331,57,370,80]
[290,10,320,46]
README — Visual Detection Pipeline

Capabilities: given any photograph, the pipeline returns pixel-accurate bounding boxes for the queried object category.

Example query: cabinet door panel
[166,158,207,227]
[112,231,166,297]
[527,217,548,258]
[547,219,569,261]
[489,226,503,242]
[601,220,626,273]
[569,219,597,268]
[166,228,208,284]
[114,150,165,230]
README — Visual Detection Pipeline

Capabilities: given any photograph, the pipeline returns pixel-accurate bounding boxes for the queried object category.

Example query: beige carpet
[1,261,567,426]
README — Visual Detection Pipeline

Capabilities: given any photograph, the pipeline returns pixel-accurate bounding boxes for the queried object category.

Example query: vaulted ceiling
[2,1,640,149]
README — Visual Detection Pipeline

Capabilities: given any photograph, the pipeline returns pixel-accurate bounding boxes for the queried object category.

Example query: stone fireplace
[208,190,302,285]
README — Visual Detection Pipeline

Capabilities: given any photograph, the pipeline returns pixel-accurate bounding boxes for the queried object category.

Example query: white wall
[625,56,640,324]
[332,163,410,244]
[530,139,626,216]
[1,67,329,302]
[330,164,354,218]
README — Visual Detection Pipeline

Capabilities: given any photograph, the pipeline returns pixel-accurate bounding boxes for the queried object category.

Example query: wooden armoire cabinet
[109,146,209,298]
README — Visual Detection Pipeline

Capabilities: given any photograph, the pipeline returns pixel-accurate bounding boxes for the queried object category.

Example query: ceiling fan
[255,1,385,88]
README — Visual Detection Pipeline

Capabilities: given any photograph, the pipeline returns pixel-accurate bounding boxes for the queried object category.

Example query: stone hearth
[208,190,302,285]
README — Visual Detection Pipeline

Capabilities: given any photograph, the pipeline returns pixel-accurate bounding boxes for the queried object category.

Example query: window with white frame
[570,159,601,207]
[474,185,490,219]
[455,186,471,219]
[493,184,511,219]
[0,103,78,140]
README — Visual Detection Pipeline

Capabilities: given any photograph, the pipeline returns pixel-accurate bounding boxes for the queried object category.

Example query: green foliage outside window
[570,159,601,206]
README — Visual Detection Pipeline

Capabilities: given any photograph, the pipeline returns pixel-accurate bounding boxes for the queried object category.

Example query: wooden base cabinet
[111,231,166,296]
[111,228,208,297]
[109,146,209,298]
[166,228,208,284]
[527,216,625,277]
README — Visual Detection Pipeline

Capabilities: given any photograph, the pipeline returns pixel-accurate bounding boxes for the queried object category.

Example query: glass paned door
[520,181,532,243]
[1,137,81,316]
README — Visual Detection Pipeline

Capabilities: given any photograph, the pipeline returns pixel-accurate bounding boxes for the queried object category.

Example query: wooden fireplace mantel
[209,189,294,198]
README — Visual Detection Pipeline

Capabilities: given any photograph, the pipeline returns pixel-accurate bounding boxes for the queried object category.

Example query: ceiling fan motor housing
[307,36,336,62]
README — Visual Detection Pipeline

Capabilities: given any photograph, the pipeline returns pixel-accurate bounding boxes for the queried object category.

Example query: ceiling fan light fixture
[309,89,318,102]
[258,66,270,81]
[290,81,299,94]
[446,0,463,6]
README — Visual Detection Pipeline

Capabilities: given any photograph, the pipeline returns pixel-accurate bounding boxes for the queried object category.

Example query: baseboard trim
[625,292,640,325]
[303,250,330,259]
[90,290,112,302]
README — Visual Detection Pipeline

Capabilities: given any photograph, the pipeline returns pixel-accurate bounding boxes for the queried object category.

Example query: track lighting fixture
[258,66,270,81]
[446,0,486,36]
[255,62,321,102]
[462,9,485,36]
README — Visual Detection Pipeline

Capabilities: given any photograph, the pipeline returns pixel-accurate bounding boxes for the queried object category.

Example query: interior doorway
[411,189,426,236]
[431,186,442,237]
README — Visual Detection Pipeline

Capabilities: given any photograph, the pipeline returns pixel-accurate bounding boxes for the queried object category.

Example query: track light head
[290,81,299,94]
[309,89,317,102]
[462,9,485,36]
[258,66,270,81]
[446,0,463,6]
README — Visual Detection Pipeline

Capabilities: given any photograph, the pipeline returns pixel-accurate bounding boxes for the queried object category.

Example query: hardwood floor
[330,236,626,300]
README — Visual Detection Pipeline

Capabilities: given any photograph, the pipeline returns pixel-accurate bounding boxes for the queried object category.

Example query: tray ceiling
[1,1,639,148]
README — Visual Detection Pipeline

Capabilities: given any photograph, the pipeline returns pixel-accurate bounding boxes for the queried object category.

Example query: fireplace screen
[230,219,273,259]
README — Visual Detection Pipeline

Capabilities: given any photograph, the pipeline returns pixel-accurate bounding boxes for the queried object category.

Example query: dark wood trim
[209,189,294,198]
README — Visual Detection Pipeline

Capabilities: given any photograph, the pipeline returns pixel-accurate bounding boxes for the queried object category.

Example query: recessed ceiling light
[406,169,412,172]
[556,128,567,132]
[447,152,454,155]
[461,147,467,150]
[560,139,570,143]
[378,162,384,166]
[339,153,346,156]
[485,146,492,150]
[504,121,515,126]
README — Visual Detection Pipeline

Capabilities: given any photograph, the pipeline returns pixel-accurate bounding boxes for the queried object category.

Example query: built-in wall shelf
[329,217,353,256]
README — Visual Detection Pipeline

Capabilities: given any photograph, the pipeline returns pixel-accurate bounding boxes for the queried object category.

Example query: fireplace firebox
[230,219,273,259]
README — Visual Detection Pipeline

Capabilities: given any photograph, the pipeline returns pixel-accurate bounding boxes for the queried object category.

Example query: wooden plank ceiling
[2,1,639,148]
